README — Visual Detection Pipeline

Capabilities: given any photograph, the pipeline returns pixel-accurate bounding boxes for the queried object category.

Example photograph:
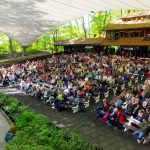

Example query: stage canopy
[0,0,150,46]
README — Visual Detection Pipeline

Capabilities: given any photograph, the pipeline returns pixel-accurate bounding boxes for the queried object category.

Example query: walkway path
[0,87,150,150]
[0,110,10,150]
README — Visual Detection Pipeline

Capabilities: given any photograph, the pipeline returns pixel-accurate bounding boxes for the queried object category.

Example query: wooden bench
[80,97,90,108]
[123,116,141,132]
[65,102,79,114]
[121,84,125,90]
[104,91,109,98]
[93,94,100,103]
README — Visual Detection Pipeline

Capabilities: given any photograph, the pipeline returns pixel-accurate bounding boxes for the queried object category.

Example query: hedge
[0,93,95,150]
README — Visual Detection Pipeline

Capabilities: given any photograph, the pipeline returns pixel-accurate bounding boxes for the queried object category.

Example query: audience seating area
[0,52,149,144]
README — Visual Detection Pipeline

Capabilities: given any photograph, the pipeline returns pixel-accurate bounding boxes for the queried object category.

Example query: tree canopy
[0,9,143,58]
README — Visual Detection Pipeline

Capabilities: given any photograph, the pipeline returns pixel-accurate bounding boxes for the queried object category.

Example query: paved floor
[0,87,150,150]
[0,110,10,150]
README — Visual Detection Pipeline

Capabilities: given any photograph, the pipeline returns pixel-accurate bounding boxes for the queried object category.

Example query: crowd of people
[96,77,150,143]
[0,52,149,144]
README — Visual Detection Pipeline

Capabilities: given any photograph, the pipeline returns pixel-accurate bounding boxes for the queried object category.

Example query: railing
[107,36,118,40]
[143,34,150,40]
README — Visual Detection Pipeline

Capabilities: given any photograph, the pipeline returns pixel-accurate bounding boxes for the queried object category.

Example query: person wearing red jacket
[110,107,124,129]
[147,71,150,78]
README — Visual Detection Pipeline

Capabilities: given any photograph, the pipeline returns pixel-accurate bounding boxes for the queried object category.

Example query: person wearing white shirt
[103,75,108,81]
[19,79,26,91]
[9,74,15,84]
[68,82,72,89]
[64,88,69,94]
[107,76,112,83]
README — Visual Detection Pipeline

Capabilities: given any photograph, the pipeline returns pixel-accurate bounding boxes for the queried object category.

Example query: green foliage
[0,93,21,121]
[15,111,48,129]
[0,9,144,56]
[0,93,12,106]
[26,34,54,53]
[58,21,85,40]
[0,33,9,56]
[17,105,32,114]
[5,145,54,150]
[90,10,120,37]
[0,93,95,150]
[4,100,19,115]
[12,110,94,150]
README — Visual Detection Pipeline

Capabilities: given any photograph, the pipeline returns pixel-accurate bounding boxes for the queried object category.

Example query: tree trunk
[128,9,131,14]
[88,14,90,38]
[22,46,27,56]
[99,11,110,37]
[9,37,14,57]
[43,37,47,50]
[120,9,123,17]
[52,30,58,53]
[98,11,102,37]
[75,19,80,33]
[44,41,47,50]
[82,17,87,38]
[103,11,108,26]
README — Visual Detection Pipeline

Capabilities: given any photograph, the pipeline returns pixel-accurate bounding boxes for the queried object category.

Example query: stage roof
[102,37,150,46]
[1,0,150,46]
[104,22,150,31]
[56,37,150,46]
[55,38,105,46]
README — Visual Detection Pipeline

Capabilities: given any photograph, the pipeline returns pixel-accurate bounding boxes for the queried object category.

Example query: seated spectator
[132,103,140,118]
[123,101,134,116]
[3,75,9,86]
[142,108,150,121]
[125,90,133,100]
[96,99,109,118]
[133,119,150,143]
[135,109,145,122]
[24,82,33,94]
[114,96,123,108]
[106,107,124,129]
[131,95,140,106]
[142,99,149,109]
[0,52,149,143]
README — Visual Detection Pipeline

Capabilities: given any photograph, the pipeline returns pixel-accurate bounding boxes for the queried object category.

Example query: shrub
[1,93,95,150]
[4,100,19,115]
[15,111,48,130]
[0,93,12,106]
[5,145,54,150]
